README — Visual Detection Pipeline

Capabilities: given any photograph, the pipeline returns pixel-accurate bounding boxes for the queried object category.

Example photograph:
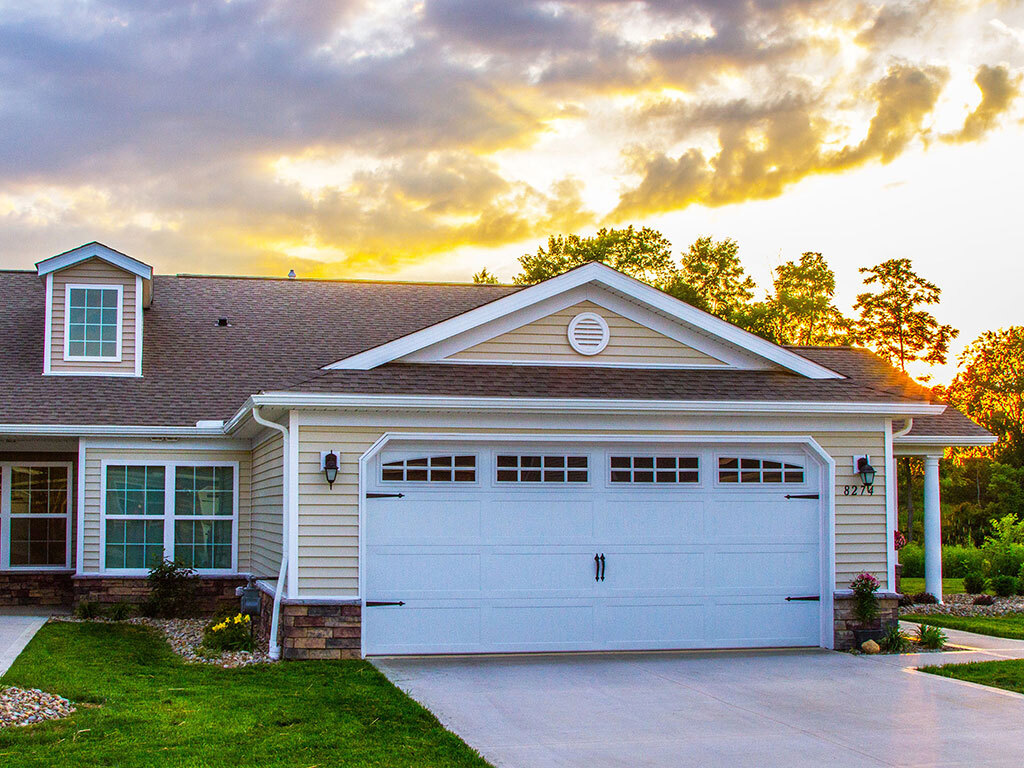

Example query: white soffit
[324,262,843,379]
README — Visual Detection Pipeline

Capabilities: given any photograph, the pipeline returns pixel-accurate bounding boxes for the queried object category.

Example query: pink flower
[893,530,907,551]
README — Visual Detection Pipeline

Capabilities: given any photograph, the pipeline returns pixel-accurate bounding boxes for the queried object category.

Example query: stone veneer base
[256,588,362,660]
[833,594,899,650]
[72,575,248,614]
[0,571,74,606]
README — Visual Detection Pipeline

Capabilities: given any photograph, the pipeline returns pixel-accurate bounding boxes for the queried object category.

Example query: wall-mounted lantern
[856,456,876,487]
[323,450,339,489]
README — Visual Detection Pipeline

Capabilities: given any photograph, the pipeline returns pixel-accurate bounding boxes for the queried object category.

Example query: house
[0,242,994,658]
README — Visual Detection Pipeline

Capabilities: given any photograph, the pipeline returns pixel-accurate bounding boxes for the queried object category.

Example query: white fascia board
[895,435,998,448]
[0,424,230,437]
[248,391,946,416]
[36,242,153,280]
[322,262,843,379]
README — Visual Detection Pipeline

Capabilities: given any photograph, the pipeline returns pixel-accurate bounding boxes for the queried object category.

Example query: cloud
[944,64,1021,143]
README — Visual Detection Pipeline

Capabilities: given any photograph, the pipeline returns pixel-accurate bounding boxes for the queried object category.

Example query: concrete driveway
[375,638,1024,768]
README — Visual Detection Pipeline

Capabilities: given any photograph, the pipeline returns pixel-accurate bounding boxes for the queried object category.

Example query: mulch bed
[0,686,75,728]
[900,593,1024,618]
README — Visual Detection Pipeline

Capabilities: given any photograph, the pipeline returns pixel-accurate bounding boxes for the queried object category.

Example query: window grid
[382,455,476,483]
[104,466,166,570]
[718,457,805,484]
[9,466,70,567]
[610,456,699,484]
[496,455,589,483]
[67,286,119,359]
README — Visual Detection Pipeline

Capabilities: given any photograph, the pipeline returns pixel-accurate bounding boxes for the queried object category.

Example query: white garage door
[363,442,824,655]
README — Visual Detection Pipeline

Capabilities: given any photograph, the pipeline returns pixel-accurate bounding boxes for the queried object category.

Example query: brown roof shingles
[0,271,990,441]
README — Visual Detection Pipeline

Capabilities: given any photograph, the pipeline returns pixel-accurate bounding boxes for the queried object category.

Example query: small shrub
[973,594,996,606]
[850,572,881,623]
[990,575,1018,597]
[881,625,911,653]
[201,613,254,653]
[142,559,199,618]
[899,543,924,578]
[106,601,132,621]
[963,572,987,594]
[912,592,938,605]
[916,624,947,650]
[74,600,101,619]
[898,592,915,607]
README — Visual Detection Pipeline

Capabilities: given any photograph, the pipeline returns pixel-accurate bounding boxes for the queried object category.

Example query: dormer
[36,243,153,377]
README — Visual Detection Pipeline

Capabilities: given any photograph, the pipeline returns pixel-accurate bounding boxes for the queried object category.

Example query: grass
[925,659,1024,694]
[899,577,971,595]
[902,613,1024,642]
[0,622,491,767]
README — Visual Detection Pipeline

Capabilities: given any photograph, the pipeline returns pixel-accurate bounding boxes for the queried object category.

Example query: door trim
[358,432,837,657]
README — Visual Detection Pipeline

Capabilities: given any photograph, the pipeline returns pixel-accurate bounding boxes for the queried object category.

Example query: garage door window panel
[718,457,805,485]
[382,455,476,483]
[610,456,699,484]
[496,455,588,483]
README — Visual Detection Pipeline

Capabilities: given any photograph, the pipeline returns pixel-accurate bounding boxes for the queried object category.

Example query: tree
[853,258,958,371]
[666,236,754,319]
[472,268,500,284]
[768,252,853,345]
[945,327,1024,466]
[513,226,677,287]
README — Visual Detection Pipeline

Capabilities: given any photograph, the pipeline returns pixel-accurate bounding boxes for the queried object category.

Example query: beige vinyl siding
[295,423,889,597]
[249,433,284,579]
[81,447,252,573]
[50,258,138,375]
[448,301,728,366]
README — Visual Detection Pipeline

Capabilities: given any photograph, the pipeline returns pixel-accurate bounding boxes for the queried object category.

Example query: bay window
[102,462,237,573]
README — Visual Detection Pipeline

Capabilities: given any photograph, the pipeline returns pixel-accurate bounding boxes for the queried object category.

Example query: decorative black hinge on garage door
[784,493,819,499]
[366,601,406,607]
[785,595,820,601]
[366,493,405,499]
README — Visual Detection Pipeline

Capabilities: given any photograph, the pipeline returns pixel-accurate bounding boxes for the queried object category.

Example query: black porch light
[323,450,339,488]
[857,456,876,486]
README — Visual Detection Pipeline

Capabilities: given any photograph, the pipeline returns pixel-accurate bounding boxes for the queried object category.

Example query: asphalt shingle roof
[0,270,990,441]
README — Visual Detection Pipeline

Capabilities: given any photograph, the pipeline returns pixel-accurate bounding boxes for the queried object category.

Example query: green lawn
[0,622,491,767]
[902,613,1024,641]
[900,577,970,595]
[924,659,1024,694]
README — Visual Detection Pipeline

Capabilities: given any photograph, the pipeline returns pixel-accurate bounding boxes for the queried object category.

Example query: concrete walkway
[0,609,57,676]
[376,636,1024,768]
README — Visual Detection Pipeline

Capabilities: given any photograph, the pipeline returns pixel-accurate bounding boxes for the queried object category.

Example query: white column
[923,455,943,604]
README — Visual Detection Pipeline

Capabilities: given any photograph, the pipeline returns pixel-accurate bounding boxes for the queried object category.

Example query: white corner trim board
[322,262,845,379]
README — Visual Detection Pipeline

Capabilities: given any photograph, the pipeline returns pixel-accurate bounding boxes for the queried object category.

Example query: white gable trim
[323,262,842,379]
[400,284,770,370]
[36,242,153,281]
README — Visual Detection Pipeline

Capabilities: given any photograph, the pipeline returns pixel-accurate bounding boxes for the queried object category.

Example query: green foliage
[74,601,101,620]
[471,268,500,284]
[982,514,1024,577]
[990,575,1018,596]
[905,613,1024,641]
[200,613,254,654]
[767,252,853,345]
[514,226,677,287]
[850,573,881,623]
[853,257,957,370]
[898,543,988,579]
[105,602,132,621]
[916,623,947,650]
[881,625,912,653]
[140,559,199,618]
[963,572,987,594]
[0,622,491,768]
[945,327,1024,466]
[665,236,754,319]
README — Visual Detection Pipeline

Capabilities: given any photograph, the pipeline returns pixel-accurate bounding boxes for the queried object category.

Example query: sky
[1,0,1023,384]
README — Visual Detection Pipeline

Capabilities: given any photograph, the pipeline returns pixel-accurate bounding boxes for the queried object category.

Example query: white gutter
[894,434,998,447]
[250,405,290,661]
[0,424,230,437]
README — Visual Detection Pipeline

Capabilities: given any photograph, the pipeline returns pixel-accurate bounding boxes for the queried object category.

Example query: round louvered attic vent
[567,312,610,355]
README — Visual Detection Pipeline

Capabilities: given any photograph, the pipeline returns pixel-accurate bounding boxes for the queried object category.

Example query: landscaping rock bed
[900,592,1024,618]
[0,686,75,728]
[52,616,274,668]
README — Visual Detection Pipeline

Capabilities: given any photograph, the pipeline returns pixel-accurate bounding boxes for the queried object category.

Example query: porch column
[923,455,943,604]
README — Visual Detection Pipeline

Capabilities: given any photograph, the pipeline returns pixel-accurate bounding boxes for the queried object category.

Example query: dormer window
[66,285,122,360]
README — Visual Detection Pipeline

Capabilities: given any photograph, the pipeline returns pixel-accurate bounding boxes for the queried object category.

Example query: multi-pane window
[610,456,699,484]
[496,455,589,483]
[105,466,165,569]
[9,466,69,567]
[718,458,804,484]
[382,456,476,482]
[103,464,235,571]
[67,286,119,358]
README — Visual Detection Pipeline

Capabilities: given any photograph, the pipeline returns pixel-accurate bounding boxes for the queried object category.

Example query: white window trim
[712,452,809,489]
[0,462,74,571]
[99,460,239,576]
[63,283,124,363]
[494,452,592,484]
[379,453,480,486]
[604,452,702,487]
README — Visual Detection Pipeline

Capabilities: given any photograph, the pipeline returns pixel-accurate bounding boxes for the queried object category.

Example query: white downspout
[892,417,914,439]
[252,405,290,660]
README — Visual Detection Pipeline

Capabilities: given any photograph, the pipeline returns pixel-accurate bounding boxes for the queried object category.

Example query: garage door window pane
[719,457,805,484]
[382,456,476,482]
[610,456,699,484]
[496,455,588,483]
